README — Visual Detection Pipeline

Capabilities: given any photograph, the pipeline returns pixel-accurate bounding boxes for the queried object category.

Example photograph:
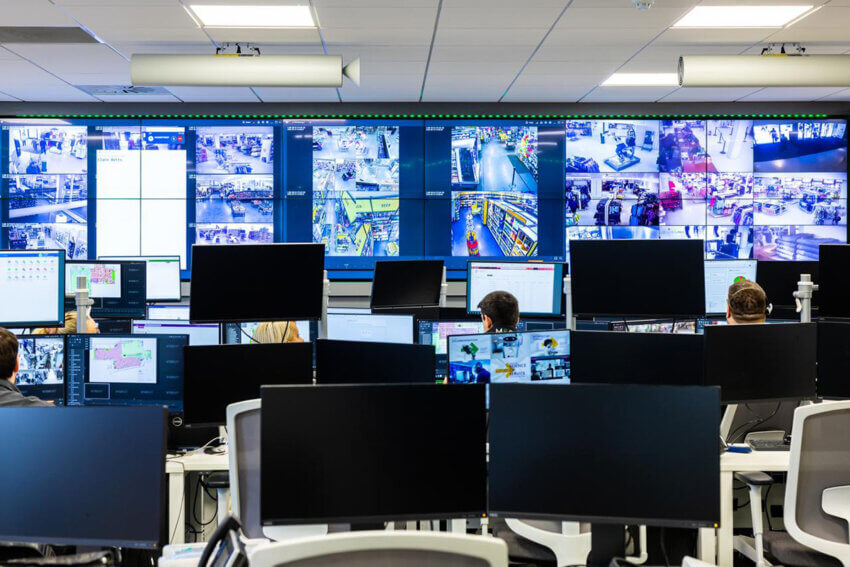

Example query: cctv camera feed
[565,119,847,262]
[16,337,65,403]
[312,125,401,256]
[194,126,274,175]
[447,330,570,384]
[8,125,87,175]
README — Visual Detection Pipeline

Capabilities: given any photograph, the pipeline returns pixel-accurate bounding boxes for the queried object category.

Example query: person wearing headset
[726,278,767,325]
[251,321,304,344]
[477,291,520,334]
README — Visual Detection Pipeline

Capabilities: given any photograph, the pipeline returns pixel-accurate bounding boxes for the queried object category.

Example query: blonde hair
[252,321,299,344]
[33,311,97,335]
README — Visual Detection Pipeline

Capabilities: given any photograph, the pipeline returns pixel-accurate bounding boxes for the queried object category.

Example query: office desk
[698,449,790,567]
[166,452,229,545]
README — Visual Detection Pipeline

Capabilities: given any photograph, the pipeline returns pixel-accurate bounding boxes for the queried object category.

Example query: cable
[239,326,255,343]
[726,402,782,445]
[192,475,218,528]
[764,483,775,532]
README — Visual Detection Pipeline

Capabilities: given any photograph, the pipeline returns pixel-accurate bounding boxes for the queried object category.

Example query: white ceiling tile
[502,74,599,102]
[422,76,511,101]
[3,44,129,85]
[66,72,132,85]
[817,88,850,101]
[542,26,660,49]
[431,45,531,63]
[427,61,525,76]
[439,0,565,29]
[321,27,433,45]
[558,6,691,29]
[654,28,776,45]
[165,86,260,102]
[57,4,208,43]
[0,0,78,26]
[313,4,437,29]
[114,42,214,57]
[582,86,680,102]
[522,60,623,77]
[659,87,762,101]
[741,44,850,55]
[206,28,321,44]
[433,27,546,47]
[252,87,340,102]
[6,84,96,102]
[738,87,849,101]
[339,74,422,101]
[0,90,21,101]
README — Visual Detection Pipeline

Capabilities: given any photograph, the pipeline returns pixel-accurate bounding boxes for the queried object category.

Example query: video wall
[1,117,845,277]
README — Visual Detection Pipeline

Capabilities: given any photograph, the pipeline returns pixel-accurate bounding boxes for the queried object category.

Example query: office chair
[247,531,509,567]
[735,401,850,567]
[226,399,328,542]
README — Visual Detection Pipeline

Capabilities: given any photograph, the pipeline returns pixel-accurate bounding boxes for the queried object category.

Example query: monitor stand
[587,524,626,567]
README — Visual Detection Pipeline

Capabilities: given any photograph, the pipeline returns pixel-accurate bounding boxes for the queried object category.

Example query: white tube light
[679,55,850,87]
[131,54,360,87]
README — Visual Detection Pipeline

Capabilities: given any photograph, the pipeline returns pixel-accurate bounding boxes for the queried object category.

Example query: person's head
[34,311,99,335]
[727,279,767,325]
[0,328,19,384]
[477,291,520,332]
[252,321,303,344]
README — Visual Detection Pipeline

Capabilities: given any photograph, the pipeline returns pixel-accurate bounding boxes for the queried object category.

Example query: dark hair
[0,327,19,380]
[728,280,767,322]
[477,291,519,331]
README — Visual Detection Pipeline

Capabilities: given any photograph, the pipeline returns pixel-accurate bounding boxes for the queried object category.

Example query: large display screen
[1,117,845,279]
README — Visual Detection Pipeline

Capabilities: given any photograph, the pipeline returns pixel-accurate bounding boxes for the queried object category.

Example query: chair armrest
[735,471,774,486]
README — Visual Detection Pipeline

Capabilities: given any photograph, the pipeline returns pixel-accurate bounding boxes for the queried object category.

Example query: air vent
[0,27,98,43]
[76,85,172,96]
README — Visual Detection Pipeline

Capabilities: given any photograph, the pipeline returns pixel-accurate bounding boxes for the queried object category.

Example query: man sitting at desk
[0,328,52,407]
[727,279,767,325]
[477,291,520,334]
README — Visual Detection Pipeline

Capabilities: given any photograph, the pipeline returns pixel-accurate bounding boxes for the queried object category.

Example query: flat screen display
[756,260,819,309]
[0,250,64,327]
[370,260,443,309]
[467,261,564,316]
[705,259,757,314]
[326,312,414,344]
[816,321,850,399]
[15,335,65,405]
[100,256,181,302]
[132,320,220,346]
[818,244,850,319]
[315,340,436,384]
[64,260,147,319]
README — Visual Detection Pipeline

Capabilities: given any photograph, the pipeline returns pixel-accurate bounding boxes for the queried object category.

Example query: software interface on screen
[0,250,63,326]
[64,261,146,319]
[100,256,181,301]
[16,336,65,404]
[132,320,220,346]
[705,260,758,314]
[447,329,570,384]
[418,320,485,378]
[65,334,186,411]
[146,304,190,320]
[66,263,122,297]
[326,313,414,344]
[467,262,563,315]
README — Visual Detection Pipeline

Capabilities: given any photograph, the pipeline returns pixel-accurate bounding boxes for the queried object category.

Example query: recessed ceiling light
[187,4,315,28]
[601,73,679,87]
[673,5,815,28]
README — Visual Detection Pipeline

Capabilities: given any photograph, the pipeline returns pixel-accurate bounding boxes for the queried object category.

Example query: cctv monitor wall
[370,259,444,309]
[261,383,487,525]
[315,339,436,384]
[467,261,565,316]
[15,335,65,404]
[100,255,182,302]
[0,249,65,327]
[818,245,850,319]
[189,243,324,323]
[705,259,757,315]
[704,323,817,403]
[65,260,147,319]
[488,383,720,528]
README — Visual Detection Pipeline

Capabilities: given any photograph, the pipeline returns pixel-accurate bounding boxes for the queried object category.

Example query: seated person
[477,291,520,333]
[252,321,304,344]
[0,328,52,407]
[727,279,767,325]
[33,310,99,335]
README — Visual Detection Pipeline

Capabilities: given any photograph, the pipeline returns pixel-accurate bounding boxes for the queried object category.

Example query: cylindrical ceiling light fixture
[131,54,360,87]
[679,55,850,87]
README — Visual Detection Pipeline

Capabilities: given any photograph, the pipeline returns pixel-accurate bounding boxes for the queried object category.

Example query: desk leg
[697,527,716,564]
[168,470,186,545]
[718,471,735,567]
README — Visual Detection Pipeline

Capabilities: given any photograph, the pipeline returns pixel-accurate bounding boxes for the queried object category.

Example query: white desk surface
[166,450,229,473]
[720,447,790,472]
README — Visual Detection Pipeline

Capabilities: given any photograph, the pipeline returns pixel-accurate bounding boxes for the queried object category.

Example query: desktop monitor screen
[447,329,570,384]
[64,334,187,412]
[417,320,485,378]
[315,340,436,384]
[370,260,444,309]
[132,320,220,346]
[489,383,720,528]
[65,260,147,319]
[0,406,167,548]
[261,383,487,524]
[757,261,819,308]
[15,335,65,405]
[100,256,182,302]
[570,331,704,386]
[183,343,313,426]
[816,321,850,399]
[190,243,324,323]
[818,245,850,319]
[467,261,565,317]
[0,250,64,327]
[704,323,817,403]
[570,240,705,317]
[147,304,190,321]
[705,260,757,315]
[326,312,414,344]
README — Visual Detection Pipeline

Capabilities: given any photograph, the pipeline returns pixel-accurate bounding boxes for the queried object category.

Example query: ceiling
[2,0,850,103]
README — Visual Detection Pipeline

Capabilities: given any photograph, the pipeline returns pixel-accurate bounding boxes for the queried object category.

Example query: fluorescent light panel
[188,4,315,28]
[673,5,814,28]
[601,73,678,86]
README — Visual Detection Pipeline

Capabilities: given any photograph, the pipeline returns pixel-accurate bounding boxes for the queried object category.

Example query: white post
[439,266,448,308]
[793,273,817,323]
[318,270,329,339]
[563,275,575,331]
[75,275,92,334]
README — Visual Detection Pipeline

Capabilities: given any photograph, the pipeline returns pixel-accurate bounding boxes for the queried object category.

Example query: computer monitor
[608,318,698,334]
[190,243,324,323]
[326,312,414,344]
[0,249,64,327]
[0,406,166,549]
[417,320,485,379]
[705,260,757,315]
[816,321,850,399]
[488,383,720,528]
[570,331,704,386]
[261,383,487,525]
[315,340,436,384]
[147,304,190,321]
[570,240,705,317]
[371,260,444,309]
[183,343,313,426]
[132,320,220,346]
[65,334,187,412]
[96,319,132,334]
[447,329,570,384]
[15,335,65,405]
[704,323,817,403]
[818,245,850,319]
[222,321,314,344]
[756,260,819,308]
[65,260,147,319]
[100,255,182,302]
[467,261,565,317]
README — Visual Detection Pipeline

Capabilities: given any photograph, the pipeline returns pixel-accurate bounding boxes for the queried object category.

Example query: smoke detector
[631,0,653,10]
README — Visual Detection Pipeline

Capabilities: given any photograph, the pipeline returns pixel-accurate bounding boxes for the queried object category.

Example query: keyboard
[747,439,790,452]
